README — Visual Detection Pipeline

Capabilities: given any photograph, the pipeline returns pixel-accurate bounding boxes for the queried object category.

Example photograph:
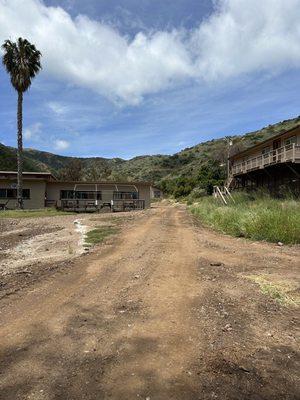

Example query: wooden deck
[231,143,300,176]
[57,199,145,213]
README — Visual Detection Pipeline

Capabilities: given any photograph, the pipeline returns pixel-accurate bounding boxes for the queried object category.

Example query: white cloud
[47,101,69,115]
[54,139,70,150]
[24,122,42,141]
[191,0,300,80]
[0,0,299,105]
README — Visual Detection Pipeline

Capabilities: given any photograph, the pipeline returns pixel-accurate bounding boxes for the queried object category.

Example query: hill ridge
[1,116,299,196]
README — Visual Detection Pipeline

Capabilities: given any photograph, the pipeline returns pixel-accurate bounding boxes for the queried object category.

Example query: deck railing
[231,143,300,176]
[59,199,145,212]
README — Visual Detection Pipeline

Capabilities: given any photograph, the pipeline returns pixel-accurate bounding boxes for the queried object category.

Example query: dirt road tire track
[0,203,299,399]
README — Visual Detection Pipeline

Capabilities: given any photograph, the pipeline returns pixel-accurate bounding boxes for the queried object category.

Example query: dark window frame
[285,136,297,146]
[113,191,138,200]
[0,188,30,199]
[60,190,102,200]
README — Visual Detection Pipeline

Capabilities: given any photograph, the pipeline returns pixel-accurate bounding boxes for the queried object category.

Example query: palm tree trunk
[17,91,23,210]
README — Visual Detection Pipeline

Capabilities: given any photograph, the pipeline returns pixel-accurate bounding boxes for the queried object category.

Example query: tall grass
[190,193,300,244]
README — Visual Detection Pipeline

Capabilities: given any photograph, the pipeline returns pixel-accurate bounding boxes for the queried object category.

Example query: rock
[222,323,232,332]
[277,242,283,246]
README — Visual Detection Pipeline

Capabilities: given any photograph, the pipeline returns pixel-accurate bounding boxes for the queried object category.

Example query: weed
[246,275,299,306]
[84,226,119,245]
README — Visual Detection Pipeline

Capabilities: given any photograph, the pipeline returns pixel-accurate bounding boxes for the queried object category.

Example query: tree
[85,161,112,181]
[2,38,42,208]
[58,159,83,181]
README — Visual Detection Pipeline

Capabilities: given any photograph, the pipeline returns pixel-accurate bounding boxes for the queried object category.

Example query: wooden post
[216,186,227,205]
[224,186,235,203]
[292,143,295,162]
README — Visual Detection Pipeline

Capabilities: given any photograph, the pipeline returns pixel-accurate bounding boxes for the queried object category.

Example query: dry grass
[246,274,299,307]
[0,208,73,219]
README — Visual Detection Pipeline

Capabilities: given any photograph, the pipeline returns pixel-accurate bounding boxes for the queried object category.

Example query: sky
[0,0,299,159]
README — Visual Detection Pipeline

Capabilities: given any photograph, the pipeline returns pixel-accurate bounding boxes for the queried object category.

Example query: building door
[273,139,281,162]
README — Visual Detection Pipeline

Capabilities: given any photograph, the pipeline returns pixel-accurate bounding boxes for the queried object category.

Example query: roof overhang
[0,171,57,181]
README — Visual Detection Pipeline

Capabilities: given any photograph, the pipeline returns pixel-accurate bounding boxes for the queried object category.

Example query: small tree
[2,38,42,208]
[58,159,83,181]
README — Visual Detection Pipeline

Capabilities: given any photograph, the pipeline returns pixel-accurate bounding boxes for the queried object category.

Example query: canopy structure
[58,182,143,212]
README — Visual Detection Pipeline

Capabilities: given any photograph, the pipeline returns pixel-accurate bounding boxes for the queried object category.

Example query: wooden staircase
[213,185,235,205]
[226,176,234,189]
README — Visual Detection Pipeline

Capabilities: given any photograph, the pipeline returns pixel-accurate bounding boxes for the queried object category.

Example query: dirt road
[0,203,299,399]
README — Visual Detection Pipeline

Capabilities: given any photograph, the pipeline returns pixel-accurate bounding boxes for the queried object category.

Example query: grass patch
[84,226,119,246]
[190,193,300,244]
[89,216,131,226]
[0,208,74,219]
[246,275,299,307]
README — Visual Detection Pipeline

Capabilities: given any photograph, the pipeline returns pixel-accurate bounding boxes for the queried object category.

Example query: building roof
[0,172,152,186]
[0,171,57,180]
[229,124,300,160]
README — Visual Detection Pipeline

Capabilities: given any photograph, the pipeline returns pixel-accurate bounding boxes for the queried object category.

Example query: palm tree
[2,38,41,209]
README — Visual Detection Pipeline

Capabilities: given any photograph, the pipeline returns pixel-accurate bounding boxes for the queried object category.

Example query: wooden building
[228,125,300,195]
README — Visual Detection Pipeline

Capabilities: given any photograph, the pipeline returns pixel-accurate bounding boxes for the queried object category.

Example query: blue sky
[0,0,299,159]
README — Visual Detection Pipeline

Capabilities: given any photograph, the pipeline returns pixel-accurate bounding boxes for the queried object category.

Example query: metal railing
[59,199,145,212]
[112,199,145,211]
[231,143,300,176]
[60,199,100,211]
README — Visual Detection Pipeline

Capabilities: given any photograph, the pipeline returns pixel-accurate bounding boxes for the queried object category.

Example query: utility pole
[226,137,233,184]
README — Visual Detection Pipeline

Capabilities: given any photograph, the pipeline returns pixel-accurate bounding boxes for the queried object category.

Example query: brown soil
[0,212,136,298]
[0,203,299,400]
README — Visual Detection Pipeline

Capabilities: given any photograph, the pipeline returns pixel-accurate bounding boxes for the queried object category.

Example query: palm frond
[1,37,42,92]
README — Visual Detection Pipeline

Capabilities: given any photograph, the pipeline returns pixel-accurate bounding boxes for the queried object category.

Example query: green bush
[190,193,300,244]
[159,159,226,199]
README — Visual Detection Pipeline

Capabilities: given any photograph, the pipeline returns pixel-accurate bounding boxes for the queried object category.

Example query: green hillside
[0,143,48,172]
[0,116,299,196]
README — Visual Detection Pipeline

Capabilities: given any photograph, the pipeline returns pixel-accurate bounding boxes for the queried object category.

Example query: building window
[60,190,102,200]
[23,189,30,199]
[285,136,297,146]
[75,191,102,200]
[113,191,138,200]
[0,188,30,199]
[60,190,75,199]
[262,146,270,155]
